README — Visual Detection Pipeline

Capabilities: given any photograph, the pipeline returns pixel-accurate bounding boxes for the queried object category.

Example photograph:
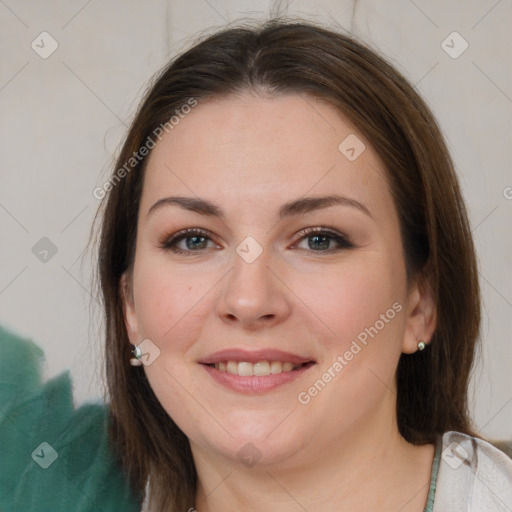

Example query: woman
[95,18,512,511]
[2,17,509,512]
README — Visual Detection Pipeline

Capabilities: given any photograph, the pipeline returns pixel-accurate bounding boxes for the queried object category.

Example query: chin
[212,435,305,469]
[190,413,310,469]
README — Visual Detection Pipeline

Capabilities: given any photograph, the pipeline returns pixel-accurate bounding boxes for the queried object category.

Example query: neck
[191,404,435,511]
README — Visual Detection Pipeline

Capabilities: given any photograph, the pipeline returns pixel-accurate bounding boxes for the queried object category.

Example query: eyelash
[158,227,355,256]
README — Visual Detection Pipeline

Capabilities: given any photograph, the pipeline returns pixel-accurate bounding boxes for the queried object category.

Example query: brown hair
[92,18,481,510]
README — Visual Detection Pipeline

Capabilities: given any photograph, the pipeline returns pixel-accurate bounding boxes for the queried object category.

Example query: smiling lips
[198,348,316,393]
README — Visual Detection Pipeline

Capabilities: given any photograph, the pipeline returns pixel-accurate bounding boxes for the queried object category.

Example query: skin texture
[121,93,437,511]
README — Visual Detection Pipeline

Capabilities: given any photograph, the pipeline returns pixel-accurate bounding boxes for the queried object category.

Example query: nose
[216,247,291,330]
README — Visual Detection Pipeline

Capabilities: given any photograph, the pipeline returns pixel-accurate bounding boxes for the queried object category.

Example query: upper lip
[198,348,315,365]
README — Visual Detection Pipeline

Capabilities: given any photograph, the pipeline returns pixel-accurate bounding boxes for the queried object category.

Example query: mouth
[198,348,316,394]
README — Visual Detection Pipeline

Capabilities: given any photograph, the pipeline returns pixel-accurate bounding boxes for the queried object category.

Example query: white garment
[140,430,512,511]
[433,431,512,511]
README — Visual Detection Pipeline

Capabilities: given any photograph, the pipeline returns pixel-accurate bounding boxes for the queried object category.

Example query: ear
[401,275,437,354]
[120,272,138,344]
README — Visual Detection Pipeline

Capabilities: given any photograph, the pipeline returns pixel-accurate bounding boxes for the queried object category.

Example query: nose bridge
[216,238,290,327]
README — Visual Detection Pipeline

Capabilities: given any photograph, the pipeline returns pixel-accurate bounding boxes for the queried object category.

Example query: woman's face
[122,92,431,468]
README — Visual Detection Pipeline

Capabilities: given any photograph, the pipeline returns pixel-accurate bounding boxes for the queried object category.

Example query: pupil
[186,236,206,250]
[310,235,330,250]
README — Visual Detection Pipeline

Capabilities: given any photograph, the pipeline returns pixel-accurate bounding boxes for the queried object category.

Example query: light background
[0,0,511,439]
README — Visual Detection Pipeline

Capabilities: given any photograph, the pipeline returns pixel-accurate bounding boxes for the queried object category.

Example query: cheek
[293,260,405,430]
[133,265,213,432]
[294,252,405,355]
[132,258,208,349]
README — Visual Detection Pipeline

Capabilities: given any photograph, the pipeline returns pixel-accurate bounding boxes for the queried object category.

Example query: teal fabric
[0,325,141,511]
[423,435,442,512]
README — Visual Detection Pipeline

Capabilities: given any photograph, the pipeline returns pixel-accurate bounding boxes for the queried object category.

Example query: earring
[130,344,142,366]
[417,340,426,351]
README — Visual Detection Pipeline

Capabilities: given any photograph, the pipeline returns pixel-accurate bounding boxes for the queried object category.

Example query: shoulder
[0,325,140,511]
[433,430,512,511]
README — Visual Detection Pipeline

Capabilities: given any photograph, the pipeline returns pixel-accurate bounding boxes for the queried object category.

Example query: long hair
[92,18,481,510]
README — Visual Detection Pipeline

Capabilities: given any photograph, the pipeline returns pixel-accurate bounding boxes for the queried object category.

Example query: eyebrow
[147,194,373,220]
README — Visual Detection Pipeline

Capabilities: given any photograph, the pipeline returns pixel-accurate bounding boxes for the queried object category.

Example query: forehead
[140,93,393,221]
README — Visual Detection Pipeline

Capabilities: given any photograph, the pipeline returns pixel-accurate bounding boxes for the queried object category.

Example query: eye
[159,226,354,256]
[158,228,219,255]
[293,227,354,253]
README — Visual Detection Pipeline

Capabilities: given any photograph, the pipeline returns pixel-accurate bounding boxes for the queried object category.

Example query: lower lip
[200,363,315,394]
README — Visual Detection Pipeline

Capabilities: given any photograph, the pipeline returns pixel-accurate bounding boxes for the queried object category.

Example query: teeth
[270,361,282,374]
[282,362,293,372]
[226,361,238,375]
[238,362,253,377]
[254,361,270,376]
[213,360,302,376]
